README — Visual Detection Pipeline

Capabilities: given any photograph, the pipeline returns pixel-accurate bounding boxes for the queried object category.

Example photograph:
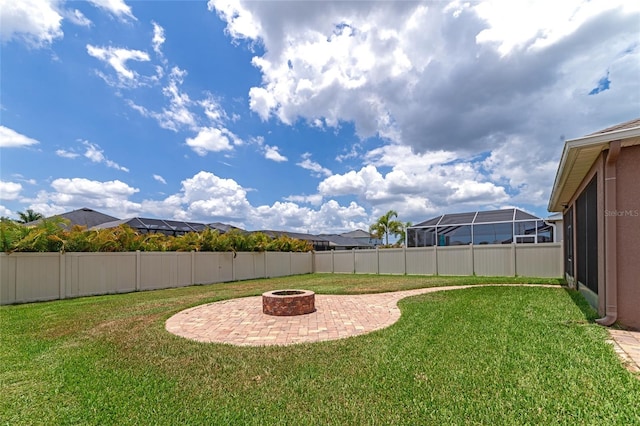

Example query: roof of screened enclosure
[92,217,231,233]
[410,208,541,228]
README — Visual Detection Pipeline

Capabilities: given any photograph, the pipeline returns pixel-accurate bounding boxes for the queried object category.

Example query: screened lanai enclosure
[93,217,236,237]
[407,208,554,247]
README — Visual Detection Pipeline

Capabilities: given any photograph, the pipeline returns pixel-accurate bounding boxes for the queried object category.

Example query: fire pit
[262,289,315,316]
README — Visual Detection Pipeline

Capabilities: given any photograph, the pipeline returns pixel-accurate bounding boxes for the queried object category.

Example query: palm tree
[397,221,412,246]
[17,209,44,224]
[369,210,403,246]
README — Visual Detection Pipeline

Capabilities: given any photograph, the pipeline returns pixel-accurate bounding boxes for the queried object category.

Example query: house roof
[340,229,374,239]
[259,230,331,244]
[548,117,640,212]
[409,208,540,228]
[24,207,118,229]
[319,234,375,248]
[93,217,216,233]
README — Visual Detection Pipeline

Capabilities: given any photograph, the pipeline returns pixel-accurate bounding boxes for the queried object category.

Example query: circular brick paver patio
[166,284,551,347]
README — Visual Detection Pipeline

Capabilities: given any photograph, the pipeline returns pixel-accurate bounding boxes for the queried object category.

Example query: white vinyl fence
[0,251,313,305]
[314,243,563,278]
[0,243,562,305]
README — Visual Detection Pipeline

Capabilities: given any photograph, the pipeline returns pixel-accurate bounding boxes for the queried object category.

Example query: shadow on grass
[563,286,599,322]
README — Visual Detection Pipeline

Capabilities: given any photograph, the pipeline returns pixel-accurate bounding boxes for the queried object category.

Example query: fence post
[136,250,141,291]
[352,248,356,274]
[331,250,335,274]
[59,252,66,300]
[511,243,517,277]
[403,246,407,275]
[376,246,380,275]
[191,250,195,285]
[470,244,475,276]
[434,245,438,276]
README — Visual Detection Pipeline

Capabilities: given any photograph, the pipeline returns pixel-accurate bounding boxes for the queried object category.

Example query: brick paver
[165,284,640,374]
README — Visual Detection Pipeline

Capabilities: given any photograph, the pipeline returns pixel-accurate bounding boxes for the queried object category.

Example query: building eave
[548,125,640,213]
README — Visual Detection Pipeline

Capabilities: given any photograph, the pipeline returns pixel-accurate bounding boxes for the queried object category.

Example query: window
[438,225,471,246]
[564,207,573,278]
[473,223,512,244]
[576,176,598,294]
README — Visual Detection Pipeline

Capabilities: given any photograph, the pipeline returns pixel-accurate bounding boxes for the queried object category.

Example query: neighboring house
[260,230,332,251]
[92,217,232,237]
[23,207,118,230]
[340,229,383,246]
[549,117,640,330]
[407,208,554,247]
[319,234,375,250]
[545,213,564,243]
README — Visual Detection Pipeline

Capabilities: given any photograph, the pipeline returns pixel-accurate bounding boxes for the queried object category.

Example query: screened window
[473,223,512,244]
[438,225,471,245]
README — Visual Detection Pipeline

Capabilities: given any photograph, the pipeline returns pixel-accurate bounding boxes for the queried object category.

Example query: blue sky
[1,0,639,233]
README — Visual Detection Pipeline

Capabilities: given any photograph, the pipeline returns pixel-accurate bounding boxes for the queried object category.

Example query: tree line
[0,218,313,253]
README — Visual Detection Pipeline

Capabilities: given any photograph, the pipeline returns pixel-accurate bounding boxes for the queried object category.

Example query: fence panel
[194,252,220,284]
[234,252,263,281]
[378,248,405,274]
[437,246,473,275]
[139,252,192,290]
[266,252,291,277]
[0,254,17,304]
[333,251,355,273]
[314,252,333,273]
[70,252,136,296]
[516,243,562,277]
[406,248,436,275]
[291,252,312,275]
[2,253,60,303]
[355,250,377,274]
[473,245,514,277]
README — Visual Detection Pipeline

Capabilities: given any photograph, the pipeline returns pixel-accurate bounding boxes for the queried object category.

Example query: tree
[397,221,412,246]
[369,210,403,246]
[17,209,44,224]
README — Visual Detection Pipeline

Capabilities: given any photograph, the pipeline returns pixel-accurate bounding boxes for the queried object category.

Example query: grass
[1,274,639,425]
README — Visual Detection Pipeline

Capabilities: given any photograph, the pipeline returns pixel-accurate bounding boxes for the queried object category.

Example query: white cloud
[284,194,323,207]
[65,9,92,27]
[251,199,369,234]
[26,177,141,218]
[473,0,639,56]
[297,153,332,177]
[87,0,136,21]
[0,126,39,148]
[186,128,235,156]
[208,0,262,41]
[0,181,22,200]
[264,145,287,162]
[86,44,150,86]
[0,205,14,218]
[56,149,80,159]
[445,180,508,204]
[128,67,200,132]
[152,21,165,56]
[82,141,129,172]
[153,174,167,184]
[0,0,63,46]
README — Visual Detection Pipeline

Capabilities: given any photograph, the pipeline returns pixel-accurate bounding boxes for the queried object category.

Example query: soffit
[548,126,640,212]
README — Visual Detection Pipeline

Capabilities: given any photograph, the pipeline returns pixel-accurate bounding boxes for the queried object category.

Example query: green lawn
[2,274,639,425]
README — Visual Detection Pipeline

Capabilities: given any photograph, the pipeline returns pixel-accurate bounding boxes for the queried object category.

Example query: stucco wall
[615,144,640,330]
